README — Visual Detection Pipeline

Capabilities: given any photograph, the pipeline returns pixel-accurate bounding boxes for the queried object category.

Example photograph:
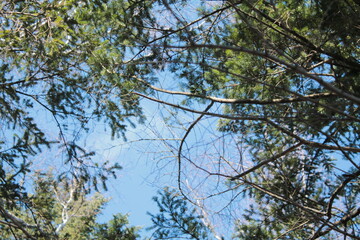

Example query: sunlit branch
[274,220,311,240]
[137,78,336,104]
[207,65,360,122]
[54,178,80,234]
[133,92,266,121]
[185,181,224,240]
[165,44,360,106]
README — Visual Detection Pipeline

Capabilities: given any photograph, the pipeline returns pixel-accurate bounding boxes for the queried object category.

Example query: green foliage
[0,0,154,191]
[148,188,211,240]
[0,0,152,236]
[0,171,142,240]
[0,172,103,239]
[58,193,107,240]
[92,213,140,240]
[234,218,274,240]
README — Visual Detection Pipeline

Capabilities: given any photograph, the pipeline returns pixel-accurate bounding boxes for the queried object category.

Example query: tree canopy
[1,0,360,239]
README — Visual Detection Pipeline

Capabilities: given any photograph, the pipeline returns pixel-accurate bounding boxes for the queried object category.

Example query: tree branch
[0,200,38,239]
[135,93,360,153]
[230,142,303,180]
[177,101,214,205]
[165,44,360,106]
[241,179,326,216]
[310,207,360,239]
[326,170,360,219]
[138,78,336,105]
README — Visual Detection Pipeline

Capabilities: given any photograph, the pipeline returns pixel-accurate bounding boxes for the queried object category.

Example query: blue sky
[88,97,176,234]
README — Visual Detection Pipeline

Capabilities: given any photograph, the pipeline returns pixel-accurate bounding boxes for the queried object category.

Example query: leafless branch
[177,101,214,204]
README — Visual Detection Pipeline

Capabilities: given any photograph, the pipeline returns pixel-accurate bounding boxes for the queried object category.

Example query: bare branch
[178,101,214,204]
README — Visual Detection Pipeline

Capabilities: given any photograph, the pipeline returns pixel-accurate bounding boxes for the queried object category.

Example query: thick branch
[311,207,360,239]
[54,179,79,233]
[0,200,38,239]
[207,65,360,122]
[326,170,360,219]
[242,179,326,215]
[230,142,303,180]
[133,92,265,121]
